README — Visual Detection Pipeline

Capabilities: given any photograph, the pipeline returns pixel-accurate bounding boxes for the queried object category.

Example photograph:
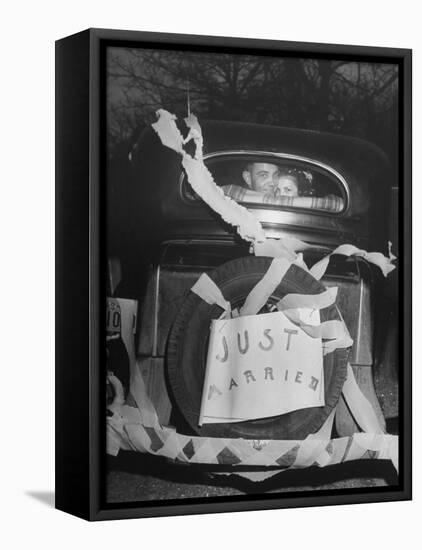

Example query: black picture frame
[55,28,412,521]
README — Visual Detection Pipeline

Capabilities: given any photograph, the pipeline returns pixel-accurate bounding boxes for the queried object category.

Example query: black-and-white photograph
[104,43,401,505]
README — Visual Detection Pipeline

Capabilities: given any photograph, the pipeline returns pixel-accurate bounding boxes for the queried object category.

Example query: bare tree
[107,48,398,164]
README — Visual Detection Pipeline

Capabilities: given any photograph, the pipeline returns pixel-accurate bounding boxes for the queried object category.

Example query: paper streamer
[322,331,354,356]
[106,336,397,473]
[151,111,397,283]
[240,257,292,316]
[183,113,204,159]
[191,273,231,313]
[254,240,298,261]
[107,374,125,409]
[152,110,266,243]
[182,155,266,242]
[151,110,185,154]
[342,363,385,434]
[254,237,319,260]
[310,243,396,280]
[106,363,398,473]
[191,266,351,356]
[277,287,338,311]
[292,409,336,469]
[125,110,399,478]
[274,286,351,355]
[294,253,310,272]
[281,316,347,341]
[279,309,352,356]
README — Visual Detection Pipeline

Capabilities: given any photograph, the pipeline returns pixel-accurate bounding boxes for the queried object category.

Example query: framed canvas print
[55,28,412,521]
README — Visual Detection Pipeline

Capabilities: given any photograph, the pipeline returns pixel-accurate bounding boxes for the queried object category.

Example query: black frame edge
[401,48,412,500]
[55,29,92,521]
[89,27,411,58]
[56,28,412,521]
[89,29,103,521]
[92,489,410,522]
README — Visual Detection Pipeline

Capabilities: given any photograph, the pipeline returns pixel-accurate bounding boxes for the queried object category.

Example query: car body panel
[128,121,392,252]
[110,119,397,433]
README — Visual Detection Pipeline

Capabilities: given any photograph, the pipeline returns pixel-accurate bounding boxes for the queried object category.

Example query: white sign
[106,298,138,367]
[199,310,324,425]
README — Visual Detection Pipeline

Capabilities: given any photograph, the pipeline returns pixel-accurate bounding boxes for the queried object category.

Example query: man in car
[221,162,344,212]
[221,162,300,204]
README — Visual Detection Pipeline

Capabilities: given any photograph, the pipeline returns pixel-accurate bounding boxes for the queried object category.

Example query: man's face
[242,163,280,193]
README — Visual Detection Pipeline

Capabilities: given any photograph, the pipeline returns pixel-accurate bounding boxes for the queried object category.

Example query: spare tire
[167,256,349,440]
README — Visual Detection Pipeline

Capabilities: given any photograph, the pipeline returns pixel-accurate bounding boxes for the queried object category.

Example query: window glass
[183,156,346,213]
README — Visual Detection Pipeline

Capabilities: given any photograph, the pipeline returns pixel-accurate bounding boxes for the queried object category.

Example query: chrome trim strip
[152,264,160,357]
[355,277,364,361]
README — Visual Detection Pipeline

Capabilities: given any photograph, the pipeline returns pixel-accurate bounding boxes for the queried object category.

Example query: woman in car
[221,162,344,212]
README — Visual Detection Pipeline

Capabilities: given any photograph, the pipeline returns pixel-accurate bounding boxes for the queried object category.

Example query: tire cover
[167,256,349,440]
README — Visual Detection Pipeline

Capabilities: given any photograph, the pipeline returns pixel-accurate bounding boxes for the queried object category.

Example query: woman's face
[277,175,299,197]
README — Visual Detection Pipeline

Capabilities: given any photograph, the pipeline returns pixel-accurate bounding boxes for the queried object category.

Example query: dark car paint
[124,121,392,253]
[108,120,397,430]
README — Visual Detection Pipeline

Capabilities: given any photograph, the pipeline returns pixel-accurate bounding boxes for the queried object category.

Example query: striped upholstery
[221,184,344,213]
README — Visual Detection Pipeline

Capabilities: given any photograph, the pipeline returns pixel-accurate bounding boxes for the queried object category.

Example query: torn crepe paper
[183,113,204,159]
[238,254,319,317]
[276,307,353,356]
[151,110,398,279]
[191,273,231,313]
[310,242,396,280]
[151,109,185,154]
[184,113,202,136]
[182,155,266,242]
[152,109,266,243]
[254,239,298,261]
[151,110,398,278]
[296,410,336,469]
[239,257,292,316]
[122,418,398,472]
[122,110,399,478]
[107,396,398,473]
[342,363,385,434]
[254,237,320,260]
[106,354,398,474]
[353,432,398,472]
[191,264,350,361]
[294,253,310,272]
[274,286,352,354]
[322,330,354,356]
[281,316,349,341]
[107,374,125,410]
[277,286,338,311]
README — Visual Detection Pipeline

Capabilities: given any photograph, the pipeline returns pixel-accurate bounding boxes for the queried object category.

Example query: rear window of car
[182,154,348,214]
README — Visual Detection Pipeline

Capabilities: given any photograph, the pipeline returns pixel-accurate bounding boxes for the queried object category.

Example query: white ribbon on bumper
[106,364,399,473]
[106,265,396,472]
